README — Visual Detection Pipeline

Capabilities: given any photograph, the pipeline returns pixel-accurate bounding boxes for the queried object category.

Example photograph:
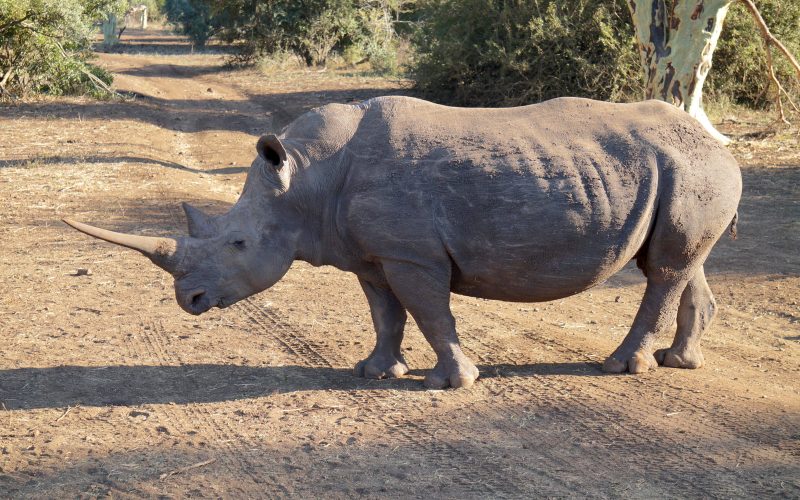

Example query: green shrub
[351,4,400,73]
[164,0,218,47]
[171,0,404,72]
[708,0,800,109]
[0,0,115,98]
[213,0,361,66]
[410,0,642,106]
[409,0,799,110]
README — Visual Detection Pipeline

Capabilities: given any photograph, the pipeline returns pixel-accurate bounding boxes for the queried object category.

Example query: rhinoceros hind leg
[654,266,714,369]
[602,276,687,374]
[354,279,410,379]
[380,260,479,389]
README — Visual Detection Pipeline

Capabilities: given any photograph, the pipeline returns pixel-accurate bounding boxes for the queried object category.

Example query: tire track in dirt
[456,310,795,497]
[235,298,521,497]
[108,62,296,495]
[444,325,635,496]
[124,316,291,496]
[511,312,799,458]
[462,315,740,496]
[240,297,712,496]
[237,298,338,369]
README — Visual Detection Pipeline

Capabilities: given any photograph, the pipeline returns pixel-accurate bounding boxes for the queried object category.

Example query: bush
[212,0,361,66]
[708,0,800,109]
[164,0,218,47]
[0,0,115,98]
[351,3,401,73]
[166,0,405,71]
[410,0,642,106]
[409,0,799,110]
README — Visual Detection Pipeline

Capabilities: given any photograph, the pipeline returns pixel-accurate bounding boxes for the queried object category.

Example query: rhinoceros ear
[182,202,215,239]
[256,134,288,171]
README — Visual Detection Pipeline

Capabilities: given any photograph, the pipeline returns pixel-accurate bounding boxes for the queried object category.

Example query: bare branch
[0,13,35,35]
[739,0,800,79]
[53,40,125,99]
[739,0,800,123]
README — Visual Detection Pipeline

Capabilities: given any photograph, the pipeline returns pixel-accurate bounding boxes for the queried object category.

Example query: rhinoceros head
[64,134,302,315]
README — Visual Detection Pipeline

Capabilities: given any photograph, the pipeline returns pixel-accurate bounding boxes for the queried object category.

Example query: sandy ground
[1,29,798,498]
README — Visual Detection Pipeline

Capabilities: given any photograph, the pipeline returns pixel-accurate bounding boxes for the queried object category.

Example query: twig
[776,80,800,113]
[739,0,800,122]
[159,458,216,480]
[765,46,789,124]
[740,0,800,78]
[54,406,73,422]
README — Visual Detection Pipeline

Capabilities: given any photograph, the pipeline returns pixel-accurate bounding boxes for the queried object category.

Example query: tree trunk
[628,0,733,144]
[102,13,119,49]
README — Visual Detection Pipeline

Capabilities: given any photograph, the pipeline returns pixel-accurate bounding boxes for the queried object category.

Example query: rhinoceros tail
[729,212,738,240]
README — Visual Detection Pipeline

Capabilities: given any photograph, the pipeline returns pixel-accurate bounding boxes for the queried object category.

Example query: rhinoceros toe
[354,353,409,380]
[602,350,658,374]
[654,346,704,369]
[423,357,480,389]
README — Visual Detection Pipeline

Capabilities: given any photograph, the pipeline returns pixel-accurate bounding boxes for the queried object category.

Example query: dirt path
[1,29,798,498]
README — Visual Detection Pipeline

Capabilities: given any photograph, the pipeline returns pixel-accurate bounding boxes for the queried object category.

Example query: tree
[628,0,800,144]
[0,0,117,98]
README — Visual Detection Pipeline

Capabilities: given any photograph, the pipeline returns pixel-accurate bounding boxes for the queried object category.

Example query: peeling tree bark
[628,0,733,144]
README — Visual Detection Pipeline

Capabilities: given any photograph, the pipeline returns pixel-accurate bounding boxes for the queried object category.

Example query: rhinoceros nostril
[189,290,206,307]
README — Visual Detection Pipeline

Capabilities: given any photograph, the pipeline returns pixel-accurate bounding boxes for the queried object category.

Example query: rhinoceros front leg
[380,261,479,389]
[354,279,410,379]
[603,276,688,374]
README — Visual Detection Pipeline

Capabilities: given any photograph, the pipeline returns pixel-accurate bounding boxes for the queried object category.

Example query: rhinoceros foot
[354,352,409,379]
[423,355,479,389]
[602,349,658,374]
[654,346,704,369]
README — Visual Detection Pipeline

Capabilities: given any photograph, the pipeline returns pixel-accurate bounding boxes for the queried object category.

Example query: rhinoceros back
[335,97,723,301]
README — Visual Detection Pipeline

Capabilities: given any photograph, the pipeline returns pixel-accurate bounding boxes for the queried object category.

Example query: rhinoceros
[64,96,741,389]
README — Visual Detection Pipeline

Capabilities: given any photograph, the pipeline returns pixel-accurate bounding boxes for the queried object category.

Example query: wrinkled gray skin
[68,96,742,389]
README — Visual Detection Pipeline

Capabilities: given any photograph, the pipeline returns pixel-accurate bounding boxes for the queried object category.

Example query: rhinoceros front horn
[62,218,184,275]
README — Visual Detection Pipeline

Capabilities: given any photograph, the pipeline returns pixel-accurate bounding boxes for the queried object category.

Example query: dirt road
[1,29,798,498]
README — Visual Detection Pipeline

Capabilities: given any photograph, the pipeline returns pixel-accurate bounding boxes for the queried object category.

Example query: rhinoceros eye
[232,239,246,250]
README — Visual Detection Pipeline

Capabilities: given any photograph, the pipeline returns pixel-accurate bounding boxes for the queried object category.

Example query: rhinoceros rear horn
[182,202,215,238]
[62,218,184,275]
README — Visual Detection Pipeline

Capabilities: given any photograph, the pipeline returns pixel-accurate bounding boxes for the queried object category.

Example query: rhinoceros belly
[433,150,658,302]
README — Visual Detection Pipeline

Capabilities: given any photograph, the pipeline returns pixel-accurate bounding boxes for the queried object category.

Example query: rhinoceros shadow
[0,362,601,410]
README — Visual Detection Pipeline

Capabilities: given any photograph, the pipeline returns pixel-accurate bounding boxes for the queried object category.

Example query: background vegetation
[165,0,410,71]
[411,0,799,109]
[707,0,800,109]
[411,0,642,106]
[2,0,798,111]
[0,0,116,97]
